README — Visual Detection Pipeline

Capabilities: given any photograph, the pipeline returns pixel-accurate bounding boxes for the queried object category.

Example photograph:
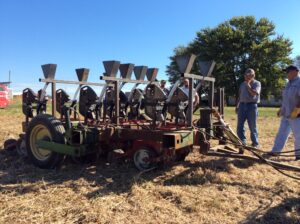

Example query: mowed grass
[224,106,278,118]
[0,96,22,115]
[0,99,300,224]
[224,106,282,143]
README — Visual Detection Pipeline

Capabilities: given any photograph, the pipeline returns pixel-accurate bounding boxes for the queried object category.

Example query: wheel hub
[30,124,52,161]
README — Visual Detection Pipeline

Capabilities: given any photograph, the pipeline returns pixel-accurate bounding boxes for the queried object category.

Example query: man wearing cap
[236,68,261,147]
[270,65,300,160]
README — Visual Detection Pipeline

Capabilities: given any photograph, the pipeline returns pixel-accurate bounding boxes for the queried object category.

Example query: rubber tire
[16,138,28,157]
[133,147,157,171]
[4,139,17,151]
[26,114,66,169]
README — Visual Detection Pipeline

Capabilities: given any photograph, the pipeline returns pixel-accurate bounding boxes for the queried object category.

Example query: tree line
[166,16,299,102]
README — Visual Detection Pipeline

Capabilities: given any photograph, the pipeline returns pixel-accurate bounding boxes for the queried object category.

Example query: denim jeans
[272,117,300,156]
[237,103,259,146]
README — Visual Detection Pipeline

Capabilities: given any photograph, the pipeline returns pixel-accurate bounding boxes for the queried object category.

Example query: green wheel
[26,114,66,169]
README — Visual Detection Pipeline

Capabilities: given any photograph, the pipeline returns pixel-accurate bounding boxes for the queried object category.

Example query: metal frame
[175,54,216,127]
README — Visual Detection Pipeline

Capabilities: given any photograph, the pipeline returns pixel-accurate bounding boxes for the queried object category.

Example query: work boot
[263,152,279,159]
[251,144,260,149]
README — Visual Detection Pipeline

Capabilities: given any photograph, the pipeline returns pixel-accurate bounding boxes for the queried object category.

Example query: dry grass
[0,100,300,224]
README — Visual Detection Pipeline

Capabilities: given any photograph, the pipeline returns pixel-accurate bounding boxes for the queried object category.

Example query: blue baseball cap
[283,65,299,72]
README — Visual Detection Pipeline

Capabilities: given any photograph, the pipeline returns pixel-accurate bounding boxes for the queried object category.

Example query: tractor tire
[16,138,28,157]
[133,147,157,171]
[26,114,66,169]
[4,139,17,151]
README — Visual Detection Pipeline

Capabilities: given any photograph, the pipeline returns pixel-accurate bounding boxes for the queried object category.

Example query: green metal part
[36,140,90,157]
[65,126,99,145]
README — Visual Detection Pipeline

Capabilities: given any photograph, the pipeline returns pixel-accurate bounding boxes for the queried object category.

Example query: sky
[0,0,300,94]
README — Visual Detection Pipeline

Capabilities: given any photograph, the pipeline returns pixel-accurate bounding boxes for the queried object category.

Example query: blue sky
[0,0,299,93]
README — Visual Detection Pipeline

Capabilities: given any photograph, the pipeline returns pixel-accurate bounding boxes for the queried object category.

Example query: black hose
[193,124,300,180]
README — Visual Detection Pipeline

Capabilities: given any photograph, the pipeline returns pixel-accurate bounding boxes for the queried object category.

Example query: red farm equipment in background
[0,84,10,109]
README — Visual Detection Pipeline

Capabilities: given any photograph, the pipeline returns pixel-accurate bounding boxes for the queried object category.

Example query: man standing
[270,65,300,160]
[236,68,261,147]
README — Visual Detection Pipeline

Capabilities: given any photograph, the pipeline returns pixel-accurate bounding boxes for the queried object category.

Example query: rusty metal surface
[119,63,134,79]
[39,78,108,86]
[75,68,89,82]
[112,128,164,141]
[198,60,216,77]
[41,64,57,80]
[175,54,196,74]
[100,76,150,84]
[97,127,115,142]
[114,81,120,125]
[51,82,56,117]
[103,60,120,77]
[198,108,212,132]
[112,127,190,140]
[25,56,221,169]
[194,129,209,152]
[163,130,194,150]
[133,66,148,80]
[181,73,215,82]
[216,88,225,116]
[187,77,193,127]
[131,139,163,155]
[146,68,159,81]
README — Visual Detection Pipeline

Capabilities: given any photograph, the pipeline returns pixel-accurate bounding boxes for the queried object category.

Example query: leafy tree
[166,16,292,101]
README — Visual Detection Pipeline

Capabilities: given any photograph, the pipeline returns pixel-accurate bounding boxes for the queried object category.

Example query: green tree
[166,16,292,101]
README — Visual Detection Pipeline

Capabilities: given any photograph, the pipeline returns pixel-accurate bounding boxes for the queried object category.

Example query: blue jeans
[272,117,300,156]
[237,103,259,146]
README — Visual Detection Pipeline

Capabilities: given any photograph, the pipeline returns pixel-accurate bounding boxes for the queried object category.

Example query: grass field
[0,99,300,224]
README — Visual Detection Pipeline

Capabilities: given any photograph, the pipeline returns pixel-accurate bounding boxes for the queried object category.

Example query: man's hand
[235,107,239,114]
[244,80,251,85]
[244,77,253,84]
[245,80,259,96]
[290,107,300,119]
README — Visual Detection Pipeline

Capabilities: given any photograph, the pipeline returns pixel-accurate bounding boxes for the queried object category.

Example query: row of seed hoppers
[17,54,227,170]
